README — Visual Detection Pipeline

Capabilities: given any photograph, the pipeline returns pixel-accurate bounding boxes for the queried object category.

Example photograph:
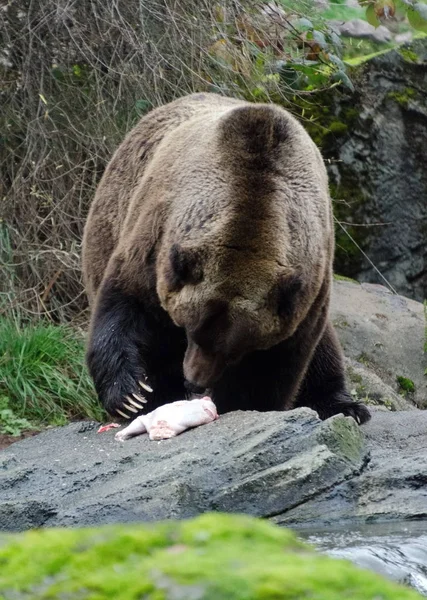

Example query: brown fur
[82,93,370,424]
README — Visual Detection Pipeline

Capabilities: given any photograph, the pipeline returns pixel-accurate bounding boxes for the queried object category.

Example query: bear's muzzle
[183,340,226,388]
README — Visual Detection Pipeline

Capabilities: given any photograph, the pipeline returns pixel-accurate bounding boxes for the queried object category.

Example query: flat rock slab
[0,408,365,532]
[2,408,427,532]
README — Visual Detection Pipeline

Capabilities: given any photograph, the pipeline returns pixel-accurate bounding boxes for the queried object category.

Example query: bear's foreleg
[86,281,155,419]
[295,321,371,424]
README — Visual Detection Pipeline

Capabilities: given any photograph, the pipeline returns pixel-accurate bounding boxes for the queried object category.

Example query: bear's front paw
[105,376,154,421]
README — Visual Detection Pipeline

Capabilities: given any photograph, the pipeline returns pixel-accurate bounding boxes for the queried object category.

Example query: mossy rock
[0,513,422,599]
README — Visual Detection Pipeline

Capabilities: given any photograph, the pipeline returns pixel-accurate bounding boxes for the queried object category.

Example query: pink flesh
[97,423,120,433]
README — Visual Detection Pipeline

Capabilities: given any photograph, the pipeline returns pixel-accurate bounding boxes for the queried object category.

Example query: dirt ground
[0,430,41,451]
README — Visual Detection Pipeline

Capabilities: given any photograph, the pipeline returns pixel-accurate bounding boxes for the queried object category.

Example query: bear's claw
[116,408,131,419]
[123,400,138,413]
[126,395,146,409]
[118,383,153,419]
[139,379,154,393]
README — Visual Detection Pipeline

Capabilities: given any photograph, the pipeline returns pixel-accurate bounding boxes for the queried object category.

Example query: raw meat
[115,397,218,442]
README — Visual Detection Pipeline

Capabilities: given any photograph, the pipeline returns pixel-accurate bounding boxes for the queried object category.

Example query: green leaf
[395,0,411,17]
[329,53,346,70]
[135,99,152,114]
[408,3,427,31]
[313,30,327,47]
[332,69,355,91]
[296,17,313,30]
[279,62,330,91]
[366,3,381,26]
[329,31,343,49]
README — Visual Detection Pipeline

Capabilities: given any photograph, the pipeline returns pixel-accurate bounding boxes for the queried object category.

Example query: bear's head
[163,245,310,388]
[155,102,332,389]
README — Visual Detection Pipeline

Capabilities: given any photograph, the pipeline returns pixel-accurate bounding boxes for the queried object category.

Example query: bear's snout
[183,340,225,388]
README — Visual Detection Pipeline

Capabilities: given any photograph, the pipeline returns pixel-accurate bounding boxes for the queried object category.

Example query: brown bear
[82,92,370,424]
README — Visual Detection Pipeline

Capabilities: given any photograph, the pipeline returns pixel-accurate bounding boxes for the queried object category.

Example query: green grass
[0,317,105,429]
[0,513,423,599]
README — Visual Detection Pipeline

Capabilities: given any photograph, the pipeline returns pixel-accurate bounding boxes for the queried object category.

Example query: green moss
[316,415,364,463]
[398,48,419,63]
[396,376,415,394]
[327,120,348,135]
[382,398,394,411]
[333,318,350,329]
[357,353,371,367]
[347,368,363,386]
[344,47,392,67]
[333,274,360,284]
[387,87,417,108]
[342,107,360,123]
[0,513,423,599]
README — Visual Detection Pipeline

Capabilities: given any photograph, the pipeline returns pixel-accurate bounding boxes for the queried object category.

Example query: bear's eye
[167,243,203,290]
[276,274,303,318]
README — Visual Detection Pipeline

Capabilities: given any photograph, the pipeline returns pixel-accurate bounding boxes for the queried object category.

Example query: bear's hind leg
[295,322,371,424]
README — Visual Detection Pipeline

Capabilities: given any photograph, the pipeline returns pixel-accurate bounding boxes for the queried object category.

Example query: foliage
[0,396,36,436]
[0,317,104,426]
[0,0,355,321]
[387,86,417,106]
[0,513,423,599]
[1,0,426,322]
[358,0,427,32]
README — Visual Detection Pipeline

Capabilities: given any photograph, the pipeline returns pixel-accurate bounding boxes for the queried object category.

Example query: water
[298,522,427,596]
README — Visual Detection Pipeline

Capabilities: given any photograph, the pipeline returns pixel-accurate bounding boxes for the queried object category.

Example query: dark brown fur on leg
[87,278,187,419]
[294,322,371,424]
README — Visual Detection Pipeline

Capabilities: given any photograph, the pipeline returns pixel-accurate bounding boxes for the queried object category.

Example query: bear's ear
[166,243,203,290]
[276,273,303,318]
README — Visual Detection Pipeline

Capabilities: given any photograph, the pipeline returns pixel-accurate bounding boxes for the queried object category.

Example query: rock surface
[331,280,426,409]
[1,406,427,533]
[330,18,392,43]
[276,408,427,528]
[0,408,366,532]
[324,39,427,301]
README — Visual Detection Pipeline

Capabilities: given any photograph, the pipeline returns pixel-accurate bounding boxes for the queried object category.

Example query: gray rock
[276,409,427,528]
[331,280,426,408]
[330,18,392,43]
[0,409,365,532]
[395,31,413,44]
[324,39,427,301]
[1,407,427,532]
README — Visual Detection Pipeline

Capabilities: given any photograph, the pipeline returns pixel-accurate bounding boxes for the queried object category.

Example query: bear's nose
[184,380,206,395]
